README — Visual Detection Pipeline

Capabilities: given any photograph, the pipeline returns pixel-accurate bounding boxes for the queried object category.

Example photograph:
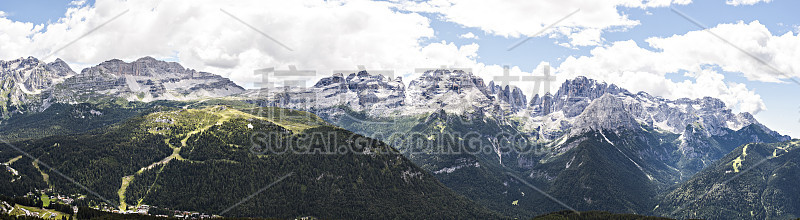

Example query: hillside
[0,105,504,219]
[532,210,673,220]
[656,139,800,219]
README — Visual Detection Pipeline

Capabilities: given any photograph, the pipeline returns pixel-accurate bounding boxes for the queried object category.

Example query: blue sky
[0,0,798,137]
[423,0,800,76]
[0,0,94,24]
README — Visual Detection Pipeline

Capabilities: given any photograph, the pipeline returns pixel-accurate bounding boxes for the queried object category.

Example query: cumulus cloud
[392,0,691,47]
[553,20,800,114]
[458,32,479,39]
[69,0,87,6]
[556,27,603,47]
[726,0,772,6]
[0,0,484,88]
[644,21,799,82]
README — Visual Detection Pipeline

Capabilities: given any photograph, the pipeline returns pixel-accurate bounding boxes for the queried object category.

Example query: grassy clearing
[731,144,750,173]
[145,106,324,136]
[10,204,70,219]
[118,175,134,211]
[40,193,50,207]
[32,159,50,186]
[5,155,22,164]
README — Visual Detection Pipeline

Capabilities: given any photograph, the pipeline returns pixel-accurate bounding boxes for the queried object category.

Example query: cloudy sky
[0,0,798,136]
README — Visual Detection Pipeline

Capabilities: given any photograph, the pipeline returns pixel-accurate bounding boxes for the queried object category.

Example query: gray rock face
[405,69,496,115]
[0,56,250,121]
[553,76,627,112]
[52,57,245,102]
[569,94,639,136]
[529,93,554,116]
[0,57,75,118]
[242,69,526,117]
[241,70,406,116]
[85,57,188,76]
[528,77,626,117]
[315,71,405,109]
[488,81,527,112]
[0,57,74,93]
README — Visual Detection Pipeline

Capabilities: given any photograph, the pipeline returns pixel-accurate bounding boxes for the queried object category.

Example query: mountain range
[0,56,796,219]
[0,56,243,119]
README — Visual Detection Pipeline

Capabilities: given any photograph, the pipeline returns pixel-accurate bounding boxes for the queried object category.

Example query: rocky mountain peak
[333,70,404,108]
[52,57,244,102]
[405,69,494,115]
[527,76,628,118]
[48,59,74,76]
[135,56,158,62]
[0,57,76,117]
[2,57,67,72]
[494,85,527,111]
[529,92,555,116]
[552,76,628,110]
[83,57,191,77]
[242,70,406,115]
[0,57,75,84]
[410,69,489,92]
[570,94,640,136]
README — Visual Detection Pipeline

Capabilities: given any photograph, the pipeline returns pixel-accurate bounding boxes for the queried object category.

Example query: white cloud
[554,20,800,114]
[645,20,798,82]
[726,0,772,6]
[0,0,787,116]
[0,11,6,17]
[560,27,603,47]
[458,32,479,39]
[0,0,487,88]
[69,0,87,6]
[392,0,691,47]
